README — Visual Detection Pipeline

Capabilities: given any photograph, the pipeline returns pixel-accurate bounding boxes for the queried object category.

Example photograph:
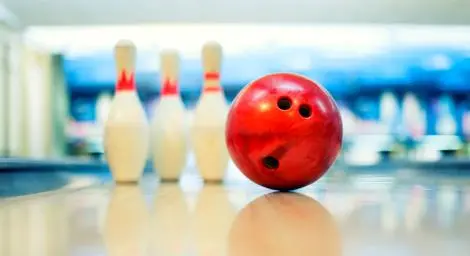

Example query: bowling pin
[462,108,470,157]
[436,94,457,135]
[463,110,470,138]
[191,41,230,182]
[380,91,399,134]
[403,93,426,139]
[97,93,113,125]
[338,103,356,136]
[151,49,188,181]
[104,40,149,183]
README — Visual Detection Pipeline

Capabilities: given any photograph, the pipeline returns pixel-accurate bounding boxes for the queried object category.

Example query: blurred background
[2,3,470,254]
[1,0,470,168]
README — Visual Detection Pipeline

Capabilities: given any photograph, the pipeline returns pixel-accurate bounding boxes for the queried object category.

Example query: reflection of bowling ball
[226,73,342,190]
[228,192,341,256]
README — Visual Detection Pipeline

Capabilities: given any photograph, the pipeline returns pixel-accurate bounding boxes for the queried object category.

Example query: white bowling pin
[436,94,457,135]
[151,49,188,181]
[104,40,150,183]
[97,93,113,125]
[463,110,470,138]
[380,91,399,134]
[339,104,357,136]
[403,93,426,139]
[191,41,230,182]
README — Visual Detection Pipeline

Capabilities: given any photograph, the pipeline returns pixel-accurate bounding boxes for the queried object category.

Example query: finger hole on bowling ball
[298,104,312,118]
[277,97,292,110]
[262,156,279,170]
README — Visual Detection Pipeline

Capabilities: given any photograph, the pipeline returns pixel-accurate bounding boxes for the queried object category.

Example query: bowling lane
[0,169,470,255]
[0,171,105,199]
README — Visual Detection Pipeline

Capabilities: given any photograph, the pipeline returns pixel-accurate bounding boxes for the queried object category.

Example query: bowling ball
[225,73,342,191]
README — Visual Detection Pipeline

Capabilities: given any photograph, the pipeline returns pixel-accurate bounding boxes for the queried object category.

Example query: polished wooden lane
[0,170,470,256]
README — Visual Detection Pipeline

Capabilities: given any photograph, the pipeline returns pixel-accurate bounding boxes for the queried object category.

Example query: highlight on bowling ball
[225,72,343,191]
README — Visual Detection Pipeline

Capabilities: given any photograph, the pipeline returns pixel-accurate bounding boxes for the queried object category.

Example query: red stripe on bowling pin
[116,71,136,91]
[203,72,221,93]
[203,87,221,93]
[204,72,220,80]
[201,42,223,94]
[161,79,178,95]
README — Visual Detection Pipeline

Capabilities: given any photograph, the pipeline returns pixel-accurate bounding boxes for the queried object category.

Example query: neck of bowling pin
[161,78,178,96]
[203,72,221,92]
[116,70,136,92]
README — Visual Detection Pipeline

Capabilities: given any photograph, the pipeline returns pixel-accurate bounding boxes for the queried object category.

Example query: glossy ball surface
[225,73,342,190]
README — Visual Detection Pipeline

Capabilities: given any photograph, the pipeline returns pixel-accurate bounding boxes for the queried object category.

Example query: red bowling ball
[225,73,343,191]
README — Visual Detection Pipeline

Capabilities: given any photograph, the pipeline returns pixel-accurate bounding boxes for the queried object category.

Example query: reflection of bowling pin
[228,192,341,256]
[47,196,69,255]
[104,40,150,183]
[405,186,426,232]
[192,185,236,255]
[7,198,69,256]
[4,196,70,255]
[151,184,190,255]
[0,206,6,256]
[151,50,188,181]
[381,193,397,233]
[465,187,470,212]
[437,184,457,228]
[8,203,30,255]
[104,185,149,256]
[191,41,230,182]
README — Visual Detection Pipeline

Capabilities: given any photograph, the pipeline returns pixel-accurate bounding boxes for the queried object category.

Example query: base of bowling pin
[202,179,224,184]
[114,179,140,184]
[160,178,179,183]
